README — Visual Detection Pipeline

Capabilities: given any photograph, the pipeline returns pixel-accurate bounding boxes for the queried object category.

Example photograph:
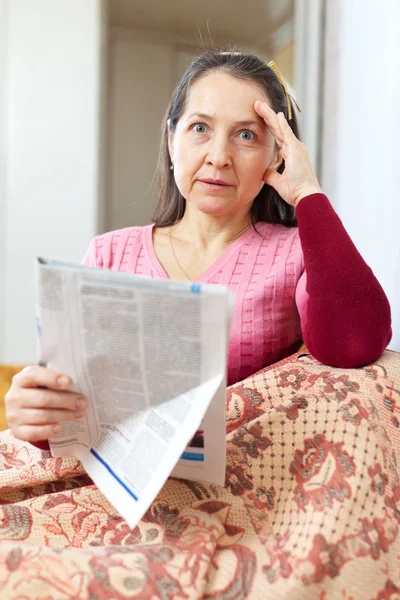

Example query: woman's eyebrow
[186,113,265,129]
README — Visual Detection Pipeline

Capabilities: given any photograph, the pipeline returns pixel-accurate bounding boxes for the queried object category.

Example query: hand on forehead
[181,71,273,134]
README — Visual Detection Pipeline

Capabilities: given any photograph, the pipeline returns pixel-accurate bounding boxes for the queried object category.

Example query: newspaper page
[36,258,233,528]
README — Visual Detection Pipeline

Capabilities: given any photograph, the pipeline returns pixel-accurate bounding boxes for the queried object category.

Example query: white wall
[293,0,324,172]
[0,0,8,365]
[320,0,341,205]
[335,0,400,351]
[0,0,105,363]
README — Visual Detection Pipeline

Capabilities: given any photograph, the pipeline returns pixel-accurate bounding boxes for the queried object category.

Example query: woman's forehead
[184,71,271,117]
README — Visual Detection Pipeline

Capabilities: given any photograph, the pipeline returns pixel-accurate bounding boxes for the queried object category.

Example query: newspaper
[36,258,233,529]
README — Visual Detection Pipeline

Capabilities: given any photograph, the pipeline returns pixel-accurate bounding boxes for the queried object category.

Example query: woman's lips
[198,180,233,191]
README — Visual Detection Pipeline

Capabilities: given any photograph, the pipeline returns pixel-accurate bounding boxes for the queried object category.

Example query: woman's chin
[187,196,242,217]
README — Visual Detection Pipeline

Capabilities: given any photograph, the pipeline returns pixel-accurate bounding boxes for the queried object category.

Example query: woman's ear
[269,149,284,171]
[261,149,284,186]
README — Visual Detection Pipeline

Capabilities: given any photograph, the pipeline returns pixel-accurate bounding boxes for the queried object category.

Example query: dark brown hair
[153,49,300,228]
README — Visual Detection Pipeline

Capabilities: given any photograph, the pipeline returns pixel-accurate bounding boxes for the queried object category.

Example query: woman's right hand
[5,365,87,443]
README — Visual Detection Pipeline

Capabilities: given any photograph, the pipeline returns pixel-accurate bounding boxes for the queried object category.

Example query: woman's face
[168,71,282,218]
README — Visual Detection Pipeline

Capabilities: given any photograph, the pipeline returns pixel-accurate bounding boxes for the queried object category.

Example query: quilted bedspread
[0,349,399,599]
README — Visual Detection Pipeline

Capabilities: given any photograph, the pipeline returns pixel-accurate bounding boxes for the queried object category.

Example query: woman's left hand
[254,100,323,207]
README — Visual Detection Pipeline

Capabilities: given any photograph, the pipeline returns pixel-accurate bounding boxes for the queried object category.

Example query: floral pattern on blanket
[0,350,399,599]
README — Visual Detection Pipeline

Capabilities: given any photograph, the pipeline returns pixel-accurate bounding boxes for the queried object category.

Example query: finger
[14,365,71,390]
[277,111,298,141]
[256,103,297,149]
[255,104,284,141]
[254,101,285,146]
[13,407,85,427]
[13,424,62,443]
[10,388,86,412]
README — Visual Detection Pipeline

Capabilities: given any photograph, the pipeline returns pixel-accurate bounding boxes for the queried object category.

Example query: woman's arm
[295,193,392,367]
[254,103,391,366]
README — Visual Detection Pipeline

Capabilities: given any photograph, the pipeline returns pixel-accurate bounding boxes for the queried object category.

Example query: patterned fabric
[0,349,399,599]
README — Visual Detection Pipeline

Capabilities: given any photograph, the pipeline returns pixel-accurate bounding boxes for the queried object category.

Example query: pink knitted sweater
[81,193,392,386]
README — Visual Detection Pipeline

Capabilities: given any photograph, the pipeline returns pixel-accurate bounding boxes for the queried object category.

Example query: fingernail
[75,398,86,411]
[57,376,69,387]
[53,424,61,435]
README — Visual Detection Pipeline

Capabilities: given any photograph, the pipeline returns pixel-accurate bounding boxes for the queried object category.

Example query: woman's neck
[171,204,252,250]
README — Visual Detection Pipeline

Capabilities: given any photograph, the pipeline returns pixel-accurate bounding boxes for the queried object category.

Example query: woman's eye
[193,123,208,134]
[239,129,256,141]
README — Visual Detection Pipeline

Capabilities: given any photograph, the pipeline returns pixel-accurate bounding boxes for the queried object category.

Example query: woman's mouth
[198,180,233,190]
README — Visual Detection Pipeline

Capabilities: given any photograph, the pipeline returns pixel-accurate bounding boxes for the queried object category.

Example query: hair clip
[267,60,301,120]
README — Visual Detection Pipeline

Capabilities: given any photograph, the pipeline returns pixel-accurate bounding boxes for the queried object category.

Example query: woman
[5,50,392,446]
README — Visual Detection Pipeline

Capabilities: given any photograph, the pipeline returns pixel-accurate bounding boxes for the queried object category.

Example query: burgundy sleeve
[295,193,392,367]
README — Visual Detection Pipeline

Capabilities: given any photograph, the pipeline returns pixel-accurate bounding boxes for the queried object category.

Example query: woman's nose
[205,136,232,169]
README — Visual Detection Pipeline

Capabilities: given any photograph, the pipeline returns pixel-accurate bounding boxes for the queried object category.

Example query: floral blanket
[0,350,399,599]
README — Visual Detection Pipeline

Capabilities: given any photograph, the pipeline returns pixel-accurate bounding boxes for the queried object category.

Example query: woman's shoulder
[248,222,302,266]
[251,222,304,272]
[94,225,148,247]
[82,225,151,269]
[253,221,300,242]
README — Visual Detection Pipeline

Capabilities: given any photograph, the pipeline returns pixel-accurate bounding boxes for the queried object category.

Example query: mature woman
[5,50,391,447]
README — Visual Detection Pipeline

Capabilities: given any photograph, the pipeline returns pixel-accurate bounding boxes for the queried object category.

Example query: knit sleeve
[294,193,392,367]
